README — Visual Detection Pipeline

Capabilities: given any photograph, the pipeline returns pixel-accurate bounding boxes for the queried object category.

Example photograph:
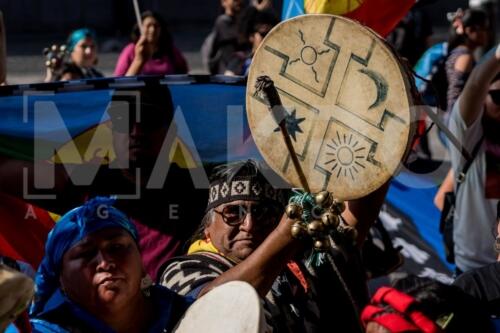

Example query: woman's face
[143,16,161,44]
[59,228,144,314]
[71,37,97,68]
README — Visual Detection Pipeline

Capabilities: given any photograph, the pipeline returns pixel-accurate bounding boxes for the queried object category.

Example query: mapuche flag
[282,0,416,37]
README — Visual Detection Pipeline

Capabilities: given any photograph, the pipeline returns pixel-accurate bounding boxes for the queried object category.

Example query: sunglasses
[489,90,500,105]
[214,203,281,226]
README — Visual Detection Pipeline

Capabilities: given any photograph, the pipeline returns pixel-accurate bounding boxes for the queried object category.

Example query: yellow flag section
[51,122,198,168]
[304,0,364,15]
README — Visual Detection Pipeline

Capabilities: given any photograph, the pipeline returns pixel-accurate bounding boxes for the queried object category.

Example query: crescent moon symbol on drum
[358,68,388,110]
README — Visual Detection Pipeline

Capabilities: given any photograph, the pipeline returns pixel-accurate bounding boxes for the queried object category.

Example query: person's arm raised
[125,36,152,76]
[199,215,301,298]
[460,46,500,127]
[342,182,390,247]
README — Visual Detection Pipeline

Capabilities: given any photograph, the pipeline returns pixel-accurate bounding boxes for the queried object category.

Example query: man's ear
[204,228,211,241]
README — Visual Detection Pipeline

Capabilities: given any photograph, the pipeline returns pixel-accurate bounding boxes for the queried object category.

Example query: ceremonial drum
[173,281,267,333]
[247,15,416,200]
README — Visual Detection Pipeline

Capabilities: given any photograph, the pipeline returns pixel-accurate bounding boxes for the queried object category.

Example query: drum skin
[173,281,266,333]
[247,14,416,200]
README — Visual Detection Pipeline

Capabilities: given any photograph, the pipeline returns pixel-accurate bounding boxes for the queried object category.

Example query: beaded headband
[206,176,287,211]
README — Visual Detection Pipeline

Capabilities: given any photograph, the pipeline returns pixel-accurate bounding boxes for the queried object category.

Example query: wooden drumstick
[132,0,144,35]
[255,75,310,193]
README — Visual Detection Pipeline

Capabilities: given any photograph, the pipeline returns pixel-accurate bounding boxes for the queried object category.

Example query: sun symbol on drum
[324,133,366,180]
[288,29,331,83]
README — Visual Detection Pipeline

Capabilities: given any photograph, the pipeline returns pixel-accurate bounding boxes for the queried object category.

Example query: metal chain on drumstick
[255,75,311,193]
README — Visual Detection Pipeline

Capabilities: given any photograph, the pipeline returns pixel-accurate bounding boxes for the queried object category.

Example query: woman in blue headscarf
[30,197,192,333]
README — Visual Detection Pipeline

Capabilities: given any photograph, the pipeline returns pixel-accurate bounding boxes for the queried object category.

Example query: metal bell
[313,237,331,251]
[285,203,303,220]
[45,60,51,67]
[337,224,358,242]
[51,44,58,51]
[307,220,325,237]
[291,222,307,239]
[321,211,339,229]
[314,191,333,208]
[60,45,66,52]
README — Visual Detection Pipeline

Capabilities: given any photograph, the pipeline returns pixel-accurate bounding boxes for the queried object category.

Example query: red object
[14,311,32,333]
[361,286,442,333]
[0,193,55,269]
[344,0,416,37]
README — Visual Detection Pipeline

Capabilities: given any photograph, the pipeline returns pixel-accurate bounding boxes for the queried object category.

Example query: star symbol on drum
[288,29,331,83]
[273,108,305,142]
[324,133,367,181]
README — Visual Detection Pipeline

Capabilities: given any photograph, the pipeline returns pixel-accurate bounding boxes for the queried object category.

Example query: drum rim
[246,14,417,199]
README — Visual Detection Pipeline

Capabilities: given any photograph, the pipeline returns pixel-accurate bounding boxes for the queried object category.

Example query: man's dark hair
[209,159,267,183]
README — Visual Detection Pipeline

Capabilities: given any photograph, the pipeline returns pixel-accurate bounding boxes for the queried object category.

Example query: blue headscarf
[30,197,138,317]
[66,28,96,53]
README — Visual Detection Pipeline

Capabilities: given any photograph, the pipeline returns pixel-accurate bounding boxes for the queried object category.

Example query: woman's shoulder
[120,43,136,54]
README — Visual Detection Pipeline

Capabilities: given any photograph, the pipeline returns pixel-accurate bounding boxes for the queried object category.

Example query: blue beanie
[66,28,97,53]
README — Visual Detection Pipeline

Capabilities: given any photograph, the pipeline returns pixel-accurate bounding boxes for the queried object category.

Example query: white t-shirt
[449,99,499,272]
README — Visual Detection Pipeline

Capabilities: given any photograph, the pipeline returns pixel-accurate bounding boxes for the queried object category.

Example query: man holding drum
[159,159,388,333]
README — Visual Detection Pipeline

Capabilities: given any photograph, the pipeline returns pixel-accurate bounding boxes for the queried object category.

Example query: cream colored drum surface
[247,14,416,200]
[173,281,268,333]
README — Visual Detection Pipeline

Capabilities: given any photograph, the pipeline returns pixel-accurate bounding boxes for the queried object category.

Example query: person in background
[225,6,279,76]
[447,44,500,274]
[29,197,192,333]
[362,275,494,333]
[202,0,244,75]
[453,202,500,317]
[114,11,188,77]
[386,3,434,67]
[44,28,103,82]
[445,8,489,114]
[434,9,490,225]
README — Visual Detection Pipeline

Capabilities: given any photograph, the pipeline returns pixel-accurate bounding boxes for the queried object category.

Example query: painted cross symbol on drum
[247,15,415,200]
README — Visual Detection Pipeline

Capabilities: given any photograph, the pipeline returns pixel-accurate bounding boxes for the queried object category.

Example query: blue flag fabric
[282,0,305,20]
[0,75,451,281]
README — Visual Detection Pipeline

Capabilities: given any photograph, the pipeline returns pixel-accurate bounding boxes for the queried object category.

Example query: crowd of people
[1,1,500,333]
[34,0,279,85]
